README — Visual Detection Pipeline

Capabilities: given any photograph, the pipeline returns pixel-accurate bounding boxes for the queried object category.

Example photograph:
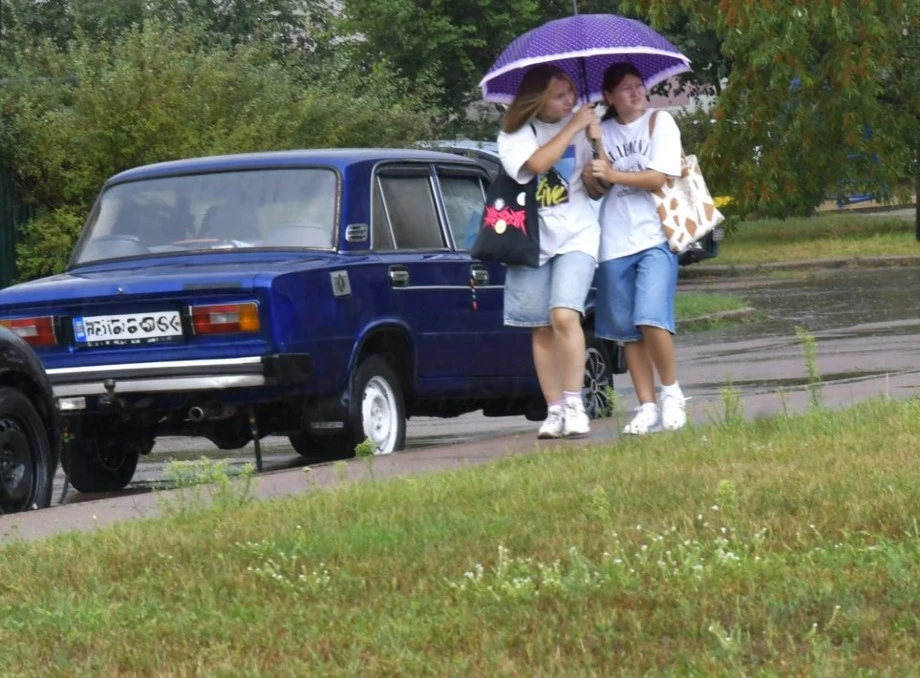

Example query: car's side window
[371,179,396,251]
[377,172,446,250]
[437,172,487,251]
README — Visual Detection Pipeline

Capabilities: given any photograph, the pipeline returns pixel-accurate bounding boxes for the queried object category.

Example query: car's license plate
[73,311,183,345]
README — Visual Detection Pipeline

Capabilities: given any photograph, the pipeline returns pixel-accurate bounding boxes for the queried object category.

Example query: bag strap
[647,109,686,159]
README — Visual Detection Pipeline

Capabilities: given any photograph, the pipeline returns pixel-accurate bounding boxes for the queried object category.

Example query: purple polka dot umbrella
[479,14,691,104]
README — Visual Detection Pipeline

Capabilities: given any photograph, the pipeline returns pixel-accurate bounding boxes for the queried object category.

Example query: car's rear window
[73,168,338,264]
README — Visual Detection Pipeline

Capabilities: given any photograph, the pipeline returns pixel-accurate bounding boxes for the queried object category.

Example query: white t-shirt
[497,115,600,266]
[597,109,682,262]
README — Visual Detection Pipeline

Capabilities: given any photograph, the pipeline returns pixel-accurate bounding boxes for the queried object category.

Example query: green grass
[717,214,917,265]
[4,398,920,673]
[676,291,756,330]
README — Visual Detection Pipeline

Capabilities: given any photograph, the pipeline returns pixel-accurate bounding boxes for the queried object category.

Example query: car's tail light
[190,302,260,335]
[0,316,58,347]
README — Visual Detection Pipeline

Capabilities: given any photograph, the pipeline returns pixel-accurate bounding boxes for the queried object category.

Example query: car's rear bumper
[48,354,312,397]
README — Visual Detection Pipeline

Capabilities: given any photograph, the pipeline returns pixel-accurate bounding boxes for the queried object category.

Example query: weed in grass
[715,479,740,521]
[589,485,614,534]
[334,460,349,485]
[707,377,745,428]
[159,457,254,514]
[355,437,376,480]
[796,326,823,409]
[601,385,623,431]
[776,386,791,417]
[237,540,332,594]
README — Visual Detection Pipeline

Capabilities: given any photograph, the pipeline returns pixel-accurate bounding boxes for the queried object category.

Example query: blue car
[0,149,623,492]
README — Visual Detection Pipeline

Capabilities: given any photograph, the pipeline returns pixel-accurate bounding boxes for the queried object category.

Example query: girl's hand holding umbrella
[590,157,614,186]
[566,102,597,132]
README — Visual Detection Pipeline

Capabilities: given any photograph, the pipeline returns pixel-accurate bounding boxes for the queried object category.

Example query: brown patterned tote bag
[648,111,725,253]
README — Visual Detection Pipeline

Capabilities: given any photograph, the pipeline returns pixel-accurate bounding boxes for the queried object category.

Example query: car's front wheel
[63,425,151,493]
[0,388,55,513]
[583,330,614,419]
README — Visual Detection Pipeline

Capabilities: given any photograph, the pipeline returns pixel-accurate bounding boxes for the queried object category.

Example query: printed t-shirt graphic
[535,145,576,208]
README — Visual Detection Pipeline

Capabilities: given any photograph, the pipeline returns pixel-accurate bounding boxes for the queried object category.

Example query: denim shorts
[503,251,596,327]
[596,241,678,342]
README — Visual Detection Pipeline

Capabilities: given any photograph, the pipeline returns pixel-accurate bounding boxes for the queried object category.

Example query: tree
[341,0,728,133]
[0,0,332,54]
[0,21,437,279]
[340,0,544,121]
[622,0,920,223]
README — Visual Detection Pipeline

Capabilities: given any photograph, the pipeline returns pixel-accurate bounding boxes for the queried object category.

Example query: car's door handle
[388,265,410,287]
[471,265,489,286]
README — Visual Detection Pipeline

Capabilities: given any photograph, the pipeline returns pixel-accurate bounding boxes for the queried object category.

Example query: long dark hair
[600,63,644,122]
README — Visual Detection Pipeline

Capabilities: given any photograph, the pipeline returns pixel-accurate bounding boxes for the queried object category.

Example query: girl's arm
[589,161,668,192]
[523,105,596,175]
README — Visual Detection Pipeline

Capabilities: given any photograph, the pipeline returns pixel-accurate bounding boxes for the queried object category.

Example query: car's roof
[418,139,499,156]
[107,148,481,185]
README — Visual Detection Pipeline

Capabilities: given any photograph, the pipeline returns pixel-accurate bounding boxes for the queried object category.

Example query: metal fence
[0,168,32,289]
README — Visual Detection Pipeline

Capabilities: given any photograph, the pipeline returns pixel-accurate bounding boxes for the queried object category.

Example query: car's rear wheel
[0,388,54,513]
[63,427,151,493]
[583,330,614,419]
[289,355,406,459]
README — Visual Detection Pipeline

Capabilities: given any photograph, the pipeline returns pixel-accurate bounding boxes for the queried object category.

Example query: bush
[0,22,438,280]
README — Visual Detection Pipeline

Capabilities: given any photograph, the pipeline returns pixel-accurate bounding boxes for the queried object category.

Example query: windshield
[73,168,338,264]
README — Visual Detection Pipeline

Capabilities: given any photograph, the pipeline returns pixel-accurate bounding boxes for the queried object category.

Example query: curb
[679,255,920,280]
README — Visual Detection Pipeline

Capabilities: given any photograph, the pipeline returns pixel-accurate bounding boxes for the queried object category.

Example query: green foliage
[672,105,715,157]
[708,377,744,428]
[342,0,728,129]
[625,0,920,219]
[340,0,544,118]
[0,0,328,54]
[0,21,435,280]
[14,209,85,281]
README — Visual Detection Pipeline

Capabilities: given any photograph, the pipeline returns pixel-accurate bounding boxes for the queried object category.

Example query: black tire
[288,430,350,462]
[289,355,406,459]
[583,330,614,420]
[63,428,150,493]
[0,387,54,513]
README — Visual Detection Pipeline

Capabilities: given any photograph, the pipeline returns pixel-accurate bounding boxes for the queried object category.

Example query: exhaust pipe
[188,403,236,422]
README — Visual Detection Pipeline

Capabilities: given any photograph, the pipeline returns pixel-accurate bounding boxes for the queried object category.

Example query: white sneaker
[622,403,661,435]
[660,390,688,431]
[538,406,565,439]
[563,399,590,437]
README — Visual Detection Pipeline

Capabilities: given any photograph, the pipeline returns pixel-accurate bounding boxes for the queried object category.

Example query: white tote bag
[649,111,725,254]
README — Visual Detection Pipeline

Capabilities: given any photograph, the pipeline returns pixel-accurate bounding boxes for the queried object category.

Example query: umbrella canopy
[479,14,691,104]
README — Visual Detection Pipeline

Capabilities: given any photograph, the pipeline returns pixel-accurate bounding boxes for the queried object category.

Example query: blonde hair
[501,65,578,133]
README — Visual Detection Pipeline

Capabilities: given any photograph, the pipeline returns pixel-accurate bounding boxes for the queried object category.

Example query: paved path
[6,315,919,542]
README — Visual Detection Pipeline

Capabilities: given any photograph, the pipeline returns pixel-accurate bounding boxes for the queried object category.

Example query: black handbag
[471,171,540,268]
